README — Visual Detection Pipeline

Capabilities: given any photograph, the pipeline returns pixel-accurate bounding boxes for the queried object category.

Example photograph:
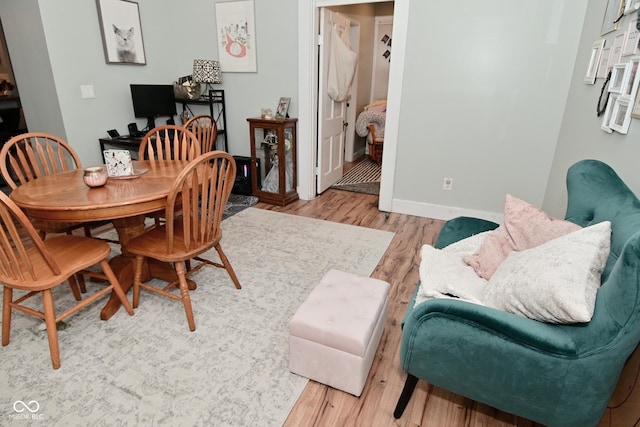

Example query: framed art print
[597,46,612,78]
[622,18,639,57]
[215,0,257,72]
[609,97,632,134]
[632,88,640,118]
[96,0,146,65]
[601,94,618,133]
[611,32,626,65]
[585,40,605,84]
[602,0,623,36]
[609,63,630,93]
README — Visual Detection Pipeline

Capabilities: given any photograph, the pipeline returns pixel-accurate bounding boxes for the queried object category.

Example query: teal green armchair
[394,159,640,427]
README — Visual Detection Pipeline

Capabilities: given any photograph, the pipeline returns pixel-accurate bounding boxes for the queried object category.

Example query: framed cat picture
[96,0,146,65]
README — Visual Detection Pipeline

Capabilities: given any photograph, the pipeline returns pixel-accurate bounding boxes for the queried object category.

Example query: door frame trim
[298,0,405,212]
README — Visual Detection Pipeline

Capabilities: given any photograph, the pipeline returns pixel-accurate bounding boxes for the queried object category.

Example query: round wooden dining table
[10,159,189,320]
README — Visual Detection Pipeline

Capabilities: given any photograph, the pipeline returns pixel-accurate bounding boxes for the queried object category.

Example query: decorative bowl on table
[83,166,108,188]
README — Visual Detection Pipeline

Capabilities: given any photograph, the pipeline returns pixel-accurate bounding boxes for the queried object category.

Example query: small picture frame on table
[276,97,291,119]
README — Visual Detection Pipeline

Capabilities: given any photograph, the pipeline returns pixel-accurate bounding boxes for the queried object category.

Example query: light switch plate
[80,85,95,99]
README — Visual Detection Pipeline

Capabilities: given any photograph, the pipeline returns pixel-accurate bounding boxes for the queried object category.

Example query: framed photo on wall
[601,0,623,36]
[597,46,612,78]
[609,63,630,93]
[215,0,257,72]
[622,18,639,57]
[585,40,605,84]
[609,97,632,133]
[96,0,146,65]
[632,89,640,118]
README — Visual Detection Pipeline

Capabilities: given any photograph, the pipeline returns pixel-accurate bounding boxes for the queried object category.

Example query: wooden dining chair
[184,115,218,153]
[0,132,113,242]
[138,124,201,161]
[138,125,202,227]
[127,151,240,331]
[0,191,134,369]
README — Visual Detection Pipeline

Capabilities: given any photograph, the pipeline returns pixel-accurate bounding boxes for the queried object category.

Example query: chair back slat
[0,133,82,190]
[164,151,235,254]
[0,192,60,282]
[138,125,201,161]
[185,115,218,153]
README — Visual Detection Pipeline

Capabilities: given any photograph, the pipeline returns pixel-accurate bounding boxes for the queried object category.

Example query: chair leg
[132,256,144,309]
[394,374,419,419]
[175,261,196,331]
[68,274,82,301]
[42,289,61,370]
[214,243,241,289]
[100,260,134,316]
[2,286,12,347]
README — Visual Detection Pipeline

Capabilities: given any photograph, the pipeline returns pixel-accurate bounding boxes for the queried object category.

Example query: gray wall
[392,0,587,221]
[2,0,633,222]
[543,2,640,217]
[0,0,298,166]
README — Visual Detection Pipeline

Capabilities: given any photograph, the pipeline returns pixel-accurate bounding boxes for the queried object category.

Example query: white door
[316,9,351,193]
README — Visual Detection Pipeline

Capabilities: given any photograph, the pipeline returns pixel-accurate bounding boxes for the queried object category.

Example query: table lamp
[193,59,222,99]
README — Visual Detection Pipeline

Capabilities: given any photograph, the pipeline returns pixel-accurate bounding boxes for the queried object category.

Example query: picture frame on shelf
[585,40,605,84]
[601,94,618,133]
[597,47,612,78]
[609,97,632,134]
[276,97,291,119]
[96,0,146,65]
[601,0,623,36]
[622,18,639,57]
[609,63,631,93]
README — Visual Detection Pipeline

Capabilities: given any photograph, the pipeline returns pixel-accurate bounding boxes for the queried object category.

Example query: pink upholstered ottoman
[288,269,390,396]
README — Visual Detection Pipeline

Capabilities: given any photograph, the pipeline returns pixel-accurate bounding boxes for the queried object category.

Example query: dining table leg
[100,214,195,320]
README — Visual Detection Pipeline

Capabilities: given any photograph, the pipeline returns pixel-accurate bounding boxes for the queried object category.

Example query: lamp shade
[193,59,222,84]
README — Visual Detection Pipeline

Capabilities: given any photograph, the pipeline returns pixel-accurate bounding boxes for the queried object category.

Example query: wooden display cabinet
[247,117,298,205]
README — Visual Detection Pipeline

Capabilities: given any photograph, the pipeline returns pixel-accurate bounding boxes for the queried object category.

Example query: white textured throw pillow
[483,221,611,324]
[415,232,489,307]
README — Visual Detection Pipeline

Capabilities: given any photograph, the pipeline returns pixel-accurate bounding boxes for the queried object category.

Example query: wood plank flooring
[254,187,541,427]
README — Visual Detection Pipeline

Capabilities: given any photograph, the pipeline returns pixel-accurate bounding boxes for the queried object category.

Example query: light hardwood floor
[254,186,542,427]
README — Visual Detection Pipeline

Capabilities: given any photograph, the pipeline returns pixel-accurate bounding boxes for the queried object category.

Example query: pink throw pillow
[463,194,581,279]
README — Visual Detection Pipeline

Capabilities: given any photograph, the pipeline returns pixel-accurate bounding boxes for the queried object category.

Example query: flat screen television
[130,84,177,132]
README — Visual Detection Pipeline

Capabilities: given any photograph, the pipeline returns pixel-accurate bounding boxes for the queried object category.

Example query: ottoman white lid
[289,269,390,357]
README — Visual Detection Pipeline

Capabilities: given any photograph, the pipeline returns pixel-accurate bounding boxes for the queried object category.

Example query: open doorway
[316,2,394,196]
[0,19,26,189]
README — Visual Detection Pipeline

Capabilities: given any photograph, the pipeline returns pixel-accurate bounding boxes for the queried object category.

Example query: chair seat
[126,220,223,263]
[4,235,110,291]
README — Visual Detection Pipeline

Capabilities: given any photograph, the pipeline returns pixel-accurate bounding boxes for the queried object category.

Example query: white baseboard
[390,198,503,224]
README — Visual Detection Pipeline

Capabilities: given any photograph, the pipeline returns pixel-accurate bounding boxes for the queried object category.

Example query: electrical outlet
[443,177,453,191]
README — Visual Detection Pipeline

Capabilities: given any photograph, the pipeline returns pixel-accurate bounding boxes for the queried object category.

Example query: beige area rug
[0,208,394,426]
